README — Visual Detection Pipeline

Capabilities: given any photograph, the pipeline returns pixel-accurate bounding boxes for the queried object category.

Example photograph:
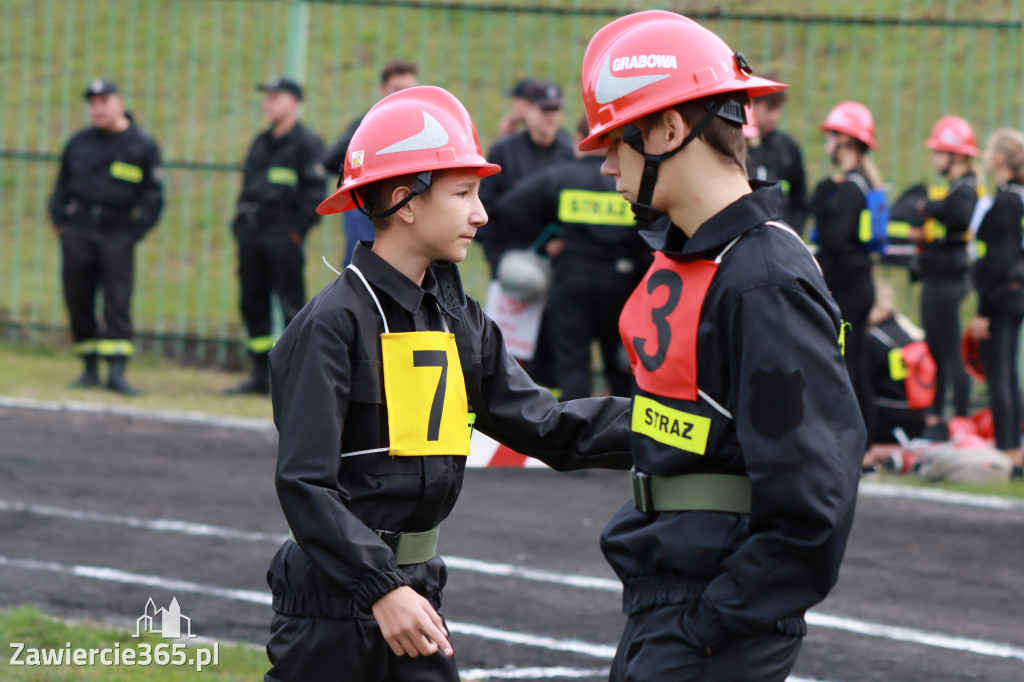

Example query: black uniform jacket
[320,115,364,175]
[48,116,164,238]
[810,169,873,290]
[919,173,978,278]
[477,129,576,267]
[972,184,1024,317]
[269,243,632,612]
[601,184,864,653]
[492,155,647,286]
[746,129,808,234]
[234,121,326,236]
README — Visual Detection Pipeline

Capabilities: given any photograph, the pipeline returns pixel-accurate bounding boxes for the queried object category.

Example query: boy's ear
[659,108,690,154]
[390,185,416,224]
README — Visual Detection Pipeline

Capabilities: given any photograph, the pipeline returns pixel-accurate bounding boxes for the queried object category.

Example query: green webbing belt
[287,525,441,566]
[630,467,751,514]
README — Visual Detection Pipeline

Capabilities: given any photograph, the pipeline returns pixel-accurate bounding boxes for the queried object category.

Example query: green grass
[873,469,1024,499]
[2,0,1022,357]
[0,341,273,420]
[0,606,267,681]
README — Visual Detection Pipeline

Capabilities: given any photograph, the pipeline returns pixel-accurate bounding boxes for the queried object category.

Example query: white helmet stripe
[594,55,672,105]
[376,111,450,155]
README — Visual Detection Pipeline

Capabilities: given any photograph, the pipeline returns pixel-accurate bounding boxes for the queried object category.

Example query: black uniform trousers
[610,605,802,682]
[264,541,459,682]
[831,276,876,442]
[921,276,972,419]
[236,223,306,348]
[60,223,135,352]
[979,290,1024,450]
[549,274,632,400]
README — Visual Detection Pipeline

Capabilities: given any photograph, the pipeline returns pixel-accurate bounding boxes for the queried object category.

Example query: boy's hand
[372,586,453,658]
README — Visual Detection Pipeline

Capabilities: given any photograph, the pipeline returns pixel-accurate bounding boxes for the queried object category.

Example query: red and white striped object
[467,431,547,468]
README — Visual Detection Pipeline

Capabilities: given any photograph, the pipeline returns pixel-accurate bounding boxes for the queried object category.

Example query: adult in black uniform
[579,12,864,680]
[912,116,980,431]
[263,86,631,682]
[493,115,646,399]
[321,59,419,266]
[747,85,808,234]
[49,78,164,395]
[810,100,884,442]
[478,80,575,389]
[227,77,326,395]
[968,128,1024,475]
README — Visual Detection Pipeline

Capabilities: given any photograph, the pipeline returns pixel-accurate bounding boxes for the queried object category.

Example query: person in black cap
[321,59,419,266]
[226,76,326,395]
[48,78,164,394]
[747,85,808,234]
[497,77,539,138]
[478,79,575,390]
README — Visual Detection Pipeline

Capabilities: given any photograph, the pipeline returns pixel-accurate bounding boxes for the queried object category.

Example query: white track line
[4,499,1024,663]
[3,394,1022,511]
[460,667,608,680]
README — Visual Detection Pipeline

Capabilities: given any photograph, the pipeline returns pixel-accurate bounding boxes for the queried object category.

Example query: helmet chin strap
[351,171,433,219]
[623,99,728,224]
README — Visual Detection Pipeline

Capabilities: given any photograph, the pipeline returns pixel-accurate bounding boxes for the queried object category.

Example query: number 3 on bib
[381,331,470,456]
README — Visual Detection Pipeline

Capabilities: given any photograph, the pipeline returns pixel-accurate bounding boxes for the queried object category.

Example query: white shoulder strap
[766,220,824,276]
[347,264,390,333]
[847,172,871,196]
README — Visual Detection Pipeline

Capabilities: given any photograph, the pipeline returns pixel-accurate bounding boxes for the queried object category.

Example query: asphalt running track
[0,400,1022,681]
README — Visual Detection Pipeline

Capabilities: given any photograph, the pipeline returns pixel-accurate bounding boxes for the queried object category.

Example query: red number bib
[619,252,719,401]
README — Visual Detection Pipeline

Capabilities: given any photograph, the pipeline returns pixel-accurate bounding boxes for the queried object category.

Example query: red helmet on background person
[821,101,877,149]
[318,86,500,215]
[578,10,786,152]
[926,115,980,157]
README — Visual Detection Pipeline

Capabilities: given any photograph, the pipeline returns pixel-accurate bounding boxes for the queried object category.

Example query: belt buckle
[376,530,401,554]
[630,467,653,514]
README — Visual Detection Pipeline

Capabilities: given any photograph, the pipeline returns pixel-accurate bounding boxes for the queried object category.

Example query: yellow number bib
[381,331,469,456]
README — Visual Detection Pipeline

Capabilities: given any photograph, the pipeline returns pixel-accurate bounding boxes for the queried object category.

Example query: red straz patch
[619,252,718,401]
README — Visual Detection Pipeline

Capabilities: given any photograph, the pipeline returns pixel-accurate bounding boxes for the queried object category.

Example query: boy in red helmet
[578,11,864,680]
[262,86,631,681]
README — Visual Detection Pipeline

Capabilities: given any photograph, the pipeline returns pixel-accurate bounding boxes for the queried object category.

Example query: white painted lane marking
[2,552,1022,665]
[0,396,275,432]
[444,556,621,592]
[858,481,1024,511]
[460,668,608,680]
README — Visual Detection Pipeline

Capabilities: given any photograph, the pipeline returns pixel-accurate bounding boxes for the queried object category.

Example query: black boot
[225,352,270,395]
[70,354,101,388]
[106,356,141,395]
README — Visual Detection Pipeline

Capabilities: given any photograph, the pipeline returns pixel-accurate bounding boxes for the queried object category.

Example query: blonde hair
[860,154,884,190]
[988,128,1024,183]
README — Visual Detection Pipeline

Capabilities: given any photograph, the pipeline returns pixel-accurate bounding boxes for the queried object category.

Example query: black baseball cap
[83,78,120,100]
[505,78,539,99]
[256,76,303,101]
[526,81,564,110]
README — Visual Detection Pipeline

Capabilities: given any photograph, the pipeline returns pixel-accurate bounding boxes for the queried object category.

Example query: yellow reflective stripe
[779,179,791,195]
[927,184,948,200]
[267,167,298,186]
[858,209,874,243]
[246,335,276,353]
[631,395,711,455]
[74,340,98,355]
[96,339,135,356]
[840,321,850,356]
[888,348,908,381]
[110,161,143,183]
[976,240,988,259]
[557,189,634,226]
[887,220,913,239]
[467,412,476,439]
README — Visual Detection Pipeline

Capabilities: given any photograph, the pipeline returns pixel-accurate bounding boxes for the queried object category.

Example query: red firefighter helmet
[578,10,786,151]
[821,101,877,150]
[318,86,500,215]
[926,115,980,158]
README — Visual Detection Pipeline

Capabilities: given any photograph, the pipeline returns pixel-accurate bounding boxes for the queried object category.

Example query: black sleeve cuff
[350,568,411,612]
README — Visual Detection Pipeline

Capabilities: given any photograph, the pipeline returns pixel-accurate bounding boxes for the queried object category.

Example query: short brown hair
[380,59,418,85]
[355,171,432,231]
[642,94,749,173]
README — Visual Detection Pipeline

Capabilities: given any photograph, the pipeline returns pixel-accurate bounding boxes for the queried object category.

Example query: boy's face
[600,126,646,205]
[408,168,488,263]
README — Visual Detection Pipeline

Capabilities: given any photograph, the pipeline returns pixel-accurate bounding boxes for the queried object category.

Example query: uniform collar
[350,241,446,316]
[639,181,785,257]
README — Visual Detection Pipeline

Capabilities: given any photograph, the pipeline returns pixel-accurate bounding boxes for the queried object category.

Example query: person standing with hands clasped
[263,86,631,682]
[49,78,164,395]
[227,77,326,395]
[968,129,1024,478]
[578,11,864,680]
